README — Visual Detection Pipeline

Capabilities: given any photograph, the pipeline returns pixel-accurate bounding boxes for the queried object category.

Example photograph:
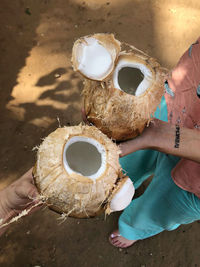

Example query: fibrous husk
[33,124,131,218]
[72,33,167,140]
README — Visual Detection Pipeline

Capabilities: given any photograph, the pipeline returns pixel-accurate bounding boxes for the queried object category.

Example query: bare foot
[109,229,137,248]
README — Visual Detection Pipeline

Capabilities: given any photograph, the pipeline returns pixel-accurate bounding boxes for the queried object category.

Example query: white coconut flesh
[113,59,153,96]
[74,37,113,81]
[63,136,107,180]
[110,178,135,212]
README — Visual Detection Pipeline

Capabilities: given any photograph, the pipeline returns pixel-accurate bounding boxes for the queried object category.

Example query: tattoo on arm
[174,124,180,148]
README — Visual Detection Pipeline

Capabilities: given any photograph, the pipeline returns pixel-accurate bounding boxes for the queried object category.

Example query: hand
[118,119,162,157]
[118,128,149,158]
[0,168,41,223]
[81,108,157,157]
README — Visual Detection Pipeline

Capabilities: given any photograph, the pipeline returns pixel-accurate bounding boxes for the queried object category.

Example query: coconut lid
[108,177,135,213]
[72,33,121,81]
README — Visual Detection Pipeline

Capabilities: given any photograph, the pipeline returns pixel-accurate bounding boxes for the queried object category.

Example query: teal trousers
[119,96,200,240]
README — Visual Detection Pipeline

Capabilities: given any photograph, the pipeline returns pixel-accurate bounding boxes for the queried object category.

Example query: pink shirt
[165,37,200,198]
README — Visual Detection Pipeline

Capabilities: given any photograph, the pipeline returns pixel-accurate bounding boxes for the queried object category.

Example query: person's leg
[110,153,200,248]
[119,149,158,190]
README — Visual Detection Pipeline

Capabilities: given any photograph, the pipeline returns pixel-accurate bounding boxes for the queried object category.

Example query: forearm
[120,119,200,163]
[145,120,200,162]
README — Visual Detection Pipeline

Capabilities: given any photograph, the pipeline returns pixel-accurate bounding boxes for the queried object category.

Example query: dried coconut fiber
[33,125,135,218]
[72,33,167,140]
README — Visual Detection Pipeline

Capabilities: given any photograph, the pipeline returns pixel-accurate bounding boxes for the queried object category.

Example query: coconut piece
[82,42,167,140]
[72,33,121,81]
[33,125,131,218]
[109,177,135,212]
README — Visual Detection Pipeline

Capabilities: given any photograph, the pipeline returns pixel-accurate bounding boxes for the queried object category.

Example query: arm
[0,168,41,236]
[119,119,200,163]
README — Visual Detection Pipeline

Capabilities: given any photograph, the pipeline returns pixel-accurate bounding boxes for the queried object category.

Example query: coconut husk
[82,42,167,140]
[33,124,128,218]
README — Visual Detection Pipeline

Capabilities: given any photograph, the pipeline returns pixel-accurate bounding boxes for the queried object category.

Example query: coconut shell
[72,33,121,81]
[105,175,131,214]
[82,42,167,140]
[33,125,127,218]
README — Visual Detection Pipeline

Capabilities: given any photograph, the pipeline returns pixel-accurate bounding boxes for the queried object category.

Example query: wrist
[137,120,161,150]
[144,119,169,150]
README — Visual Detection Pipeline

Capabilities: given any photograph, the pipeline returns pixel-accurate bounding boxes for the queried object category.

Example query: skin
[0,168,42,236]
[110,118,200,248]
[82,109,200,162]
[82,110,200,247]
[119,119,200,162]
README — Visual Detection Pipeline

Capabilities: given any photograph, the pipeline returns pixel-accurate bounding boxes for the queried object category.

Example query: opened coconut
[72,33,167,140]
[33,125,135,218]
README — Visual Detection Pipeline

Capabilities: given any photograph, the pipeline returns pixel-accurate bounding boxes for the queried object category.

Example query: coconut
[72,33,121,81]
[72,33,167,140]
[33,125,135,218]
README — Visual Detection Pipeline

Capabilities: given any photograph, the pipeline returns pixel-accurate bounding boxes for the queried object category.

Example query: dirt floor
[1,0,200,266]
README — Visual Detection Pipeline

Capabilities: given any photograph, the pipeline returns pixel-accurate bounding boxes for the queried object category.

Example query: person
[0,168,41,236]
[109,37,200,248]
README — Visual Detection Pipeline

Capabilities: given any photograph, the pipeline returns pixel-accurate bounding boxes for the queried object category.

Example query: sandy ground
[0,0,200,266]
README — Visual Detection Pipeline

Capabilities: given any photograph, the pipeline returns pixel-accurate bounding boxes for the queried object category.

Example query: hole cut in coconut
[118,67,144,95]
[113,59,153,96]
[63,136,107,180]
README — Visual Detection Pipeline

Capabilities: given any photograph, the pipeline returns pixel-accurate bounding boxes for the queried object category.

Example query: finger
[16,180,39,200]
[81,108,90,125]
[118,140,136,157]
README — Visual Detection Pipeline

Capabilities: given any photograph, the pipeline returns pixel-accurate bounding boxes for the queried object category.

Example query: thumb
[27,184,40,201]
[16,181,39,201]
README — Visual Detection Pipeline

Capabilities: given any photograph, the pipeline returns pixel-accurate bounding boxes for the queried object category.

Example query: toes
[112,240,122,247]
[116,241,123,247]
[121,243,128,248]
[110,230,120,238]
[112,239,120,245]
[110,237,119,245]
[109,236,121,247]
[109,229,136,248]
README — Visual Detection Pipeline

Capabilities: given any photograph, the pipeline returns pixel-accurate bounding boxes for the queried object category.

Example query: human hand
[81,109,161,157]
[118,135,145,157]
[118,119,161,157]
[0,168,41,223]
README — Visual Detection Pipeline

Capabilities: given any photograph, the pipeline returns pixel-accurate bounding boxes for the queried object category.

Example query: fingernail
[111,234,115,238]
